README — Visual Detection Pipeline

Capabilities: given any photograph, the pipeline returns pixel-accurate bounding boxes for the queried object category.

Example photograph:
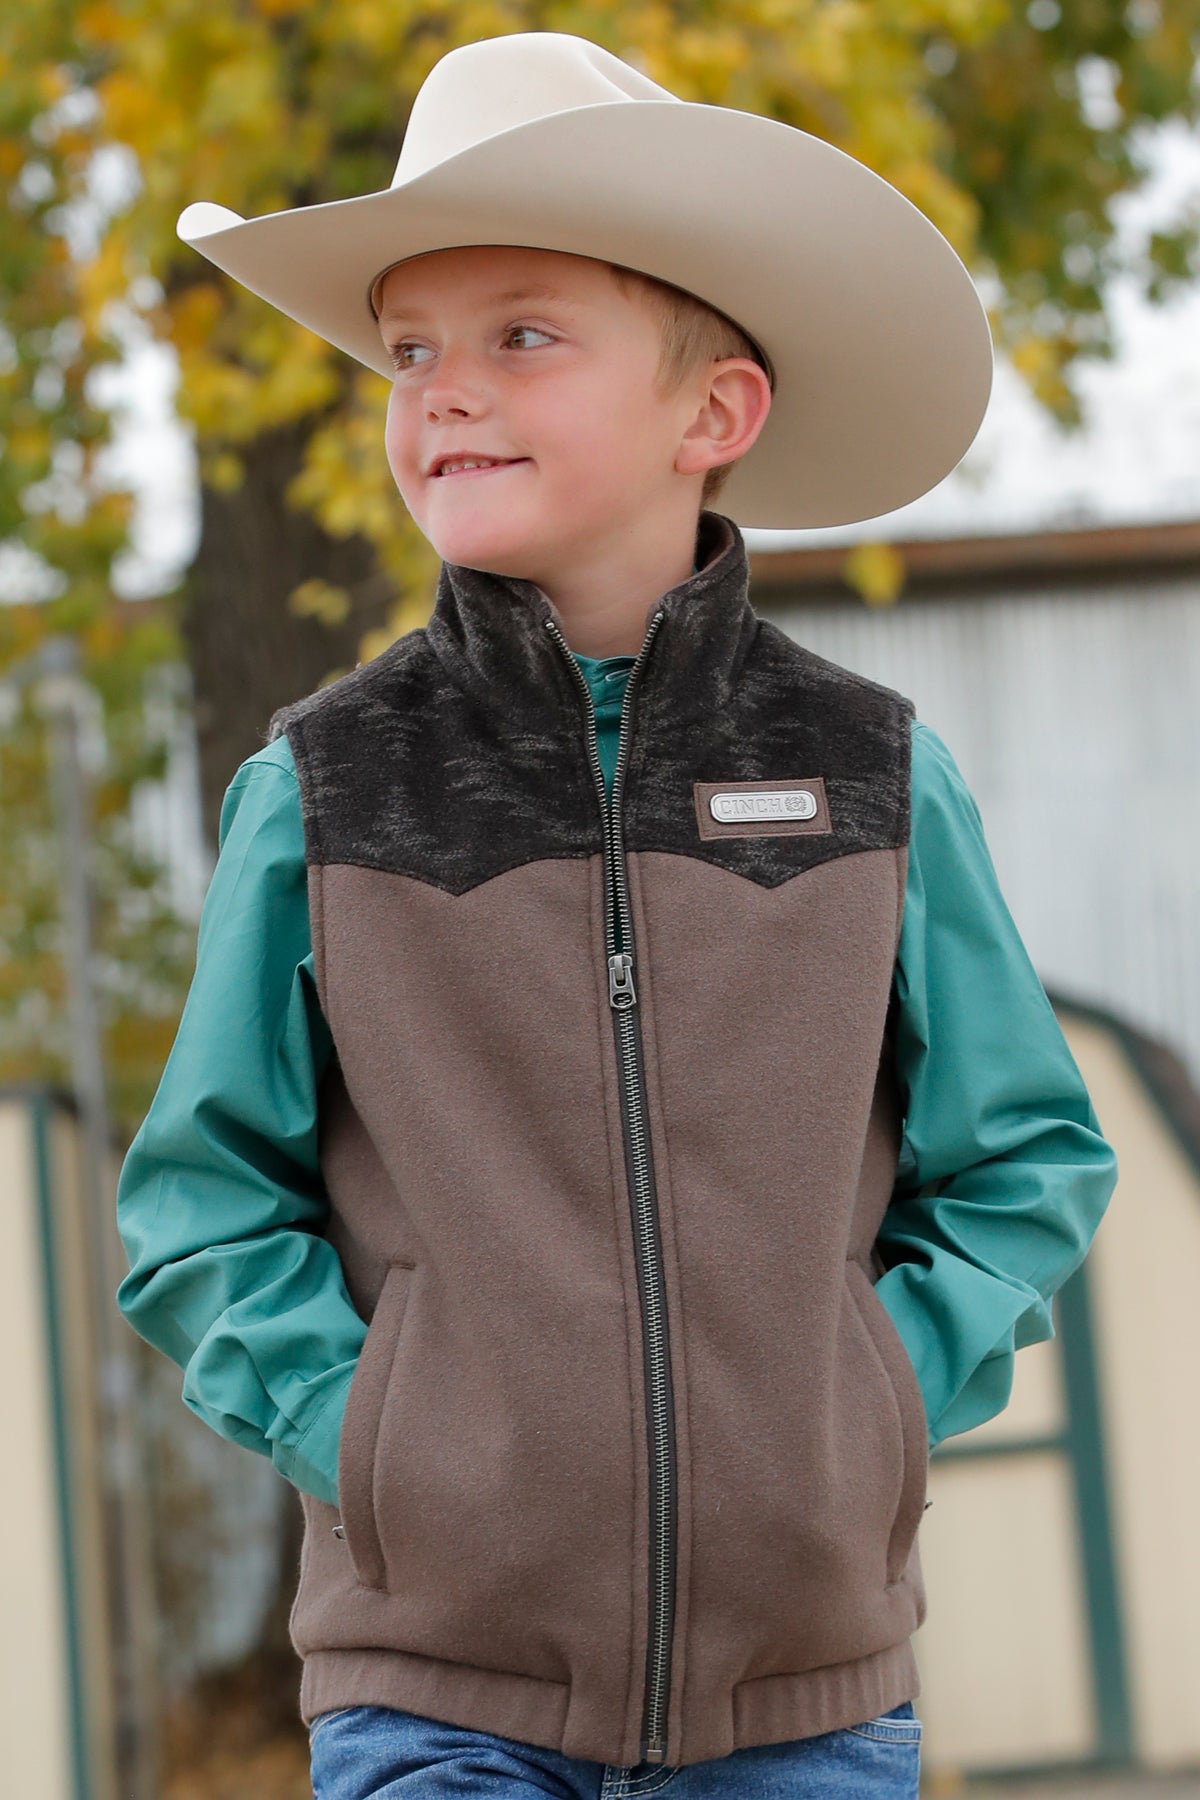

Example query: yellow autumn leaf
[288,578,352,627]
[201,449,245,493]
[355,625,397,665]
[842,540,907,607]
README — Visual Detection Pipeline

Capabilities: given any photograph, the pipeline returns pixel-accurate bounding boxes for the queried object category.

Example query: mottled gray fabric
[266,510,915,893]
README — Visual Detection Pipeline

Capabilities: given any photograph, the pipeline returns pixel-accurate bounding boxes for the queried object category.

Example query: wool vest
[265,508,925,1768]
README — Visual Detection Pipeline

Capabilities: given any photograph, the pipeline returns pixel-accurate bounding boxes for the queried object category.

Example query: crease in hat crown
[394,34,682,184]
[359,34,688,317]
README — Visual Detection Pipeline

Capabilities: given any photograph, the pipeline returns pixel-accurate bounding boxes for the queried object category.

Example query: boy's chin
[420,513,555,578]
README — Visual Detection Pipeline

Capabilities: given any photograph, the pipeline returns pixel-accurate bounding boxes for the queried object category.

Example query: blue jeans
[308,1701,923,1797]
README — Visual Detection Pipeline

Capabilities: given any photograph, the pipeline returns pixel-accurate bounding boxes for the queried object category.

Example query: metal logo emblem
[709,789,817,823]
[693,775,832,840]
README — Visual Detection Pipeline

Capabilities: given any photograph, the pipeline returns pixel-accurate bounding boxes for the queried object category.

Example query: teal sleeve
[875,720,1119,1451]
[114,734,365,1507]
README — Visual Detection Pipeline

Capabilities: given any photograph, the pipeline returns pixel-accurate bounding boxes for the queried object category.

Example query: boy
[116,31,1118,1797]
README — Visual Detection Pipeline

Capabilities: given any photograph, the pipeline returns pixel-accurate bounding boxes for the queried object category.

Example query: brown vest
[266,509,926,1768]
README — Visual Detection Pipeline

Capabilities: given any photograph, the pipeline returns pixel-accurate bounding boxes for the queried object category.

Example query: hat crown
[392,33,681,187]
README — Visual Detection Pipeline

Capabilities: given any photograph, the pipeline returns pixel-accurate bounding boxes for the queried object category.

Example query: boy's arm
[114,737,366,1506]
[874,720,1119,1452]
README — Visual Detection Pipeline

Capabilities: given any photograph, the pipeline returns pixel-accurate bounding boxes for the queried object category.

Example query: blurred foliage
[0,606,199,1123]
[1,1,1198,1103]
[842,540,909,607]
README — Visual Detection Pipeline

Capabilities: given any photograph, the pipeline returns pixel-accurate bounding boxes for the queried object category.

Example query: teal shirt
[572,648,638,797]
[115,656,1117,1507]
[574,649,637,952]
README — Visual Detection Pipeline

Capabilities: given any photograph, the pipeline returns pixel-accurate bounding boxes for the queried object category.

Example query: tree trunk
[181,412,398,851]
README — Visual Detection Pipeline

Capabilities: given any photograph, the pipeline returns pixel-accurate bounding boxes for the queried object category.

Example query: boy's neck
[525,514,708,659]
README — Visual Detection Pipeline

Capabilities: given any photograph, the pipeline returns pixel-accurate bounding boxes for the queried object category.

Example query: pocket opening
[844,1259,929,1586]
[336,1259,417,1591]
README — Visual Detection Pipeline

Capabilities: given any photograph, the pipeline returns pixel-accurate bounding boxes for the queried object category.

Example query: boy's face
[374,244,735,581]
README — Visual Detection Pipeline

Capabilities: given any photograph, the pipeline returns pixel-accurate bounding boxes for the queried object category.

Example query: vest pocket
[337,1259,416,1591]
[844,1258,929,1587]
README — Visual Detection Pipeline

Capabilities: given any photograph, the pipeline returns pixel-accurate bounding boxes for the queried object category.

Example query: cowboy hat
[176,30,993,531]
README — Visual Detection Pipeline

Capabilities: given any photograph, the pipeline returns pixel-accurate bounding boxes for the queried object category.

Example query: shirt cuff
[273,1361,356,1507]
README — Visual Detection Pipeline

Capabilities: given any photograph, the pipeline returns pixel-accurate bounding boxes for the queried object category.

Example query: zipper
[543,607,677,1766]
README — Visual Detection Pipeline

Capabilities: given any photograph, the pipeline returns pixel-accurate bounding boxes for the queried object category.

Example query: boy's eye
[505,325,555,349]
[386,324,555,368]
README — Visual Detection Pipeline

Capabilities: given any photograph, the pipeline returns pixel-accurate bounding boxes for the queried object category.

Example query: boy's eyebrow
[376,283,581,327]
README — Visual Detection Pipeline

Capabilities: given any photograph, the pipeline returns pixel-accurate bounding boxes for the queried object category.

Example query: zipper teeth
[544,612,665,954]
[610,608,672,1752]
[545,622,618,950]
[544,611,674,1762]
[609,610,665,953]
[616,1007,673,1743]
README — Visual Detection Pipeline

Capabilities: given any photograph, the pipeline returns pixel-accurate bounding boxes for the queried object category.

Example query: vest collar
[424,509,760,733]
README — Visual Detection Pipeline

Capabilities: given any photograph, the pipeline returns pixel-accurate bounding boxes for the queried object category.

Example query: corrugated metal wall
[758,573,1200,1088]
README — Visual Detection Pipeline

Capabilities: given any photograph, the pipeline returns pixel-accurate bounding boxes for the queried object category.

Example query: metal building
[750,517,1200,1091]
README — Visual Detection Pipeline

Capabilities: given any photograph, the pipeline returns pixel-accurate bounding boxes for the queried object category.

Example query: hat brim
[177,101,993,531]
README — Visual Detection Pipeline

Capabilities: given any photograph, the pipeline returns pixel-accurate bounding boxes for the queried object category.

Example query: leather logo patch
[693,776,832,841]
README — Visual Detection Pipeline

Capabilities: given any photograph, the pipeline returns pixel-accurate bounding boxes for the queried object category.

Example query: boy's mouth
[429,456,530,479]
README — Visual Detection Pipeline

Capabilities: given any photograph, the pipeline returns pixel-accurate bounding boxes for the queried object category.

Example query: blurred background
[2,4,1199,1796]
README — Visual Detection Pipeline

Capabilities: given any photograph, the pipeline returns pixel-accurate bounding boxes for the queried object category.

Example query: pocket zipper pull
[332,1521,346,1538]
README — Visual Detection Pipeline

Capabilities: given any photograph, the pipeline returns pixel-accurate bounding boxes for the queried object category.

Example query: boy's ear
[674,359,772,481]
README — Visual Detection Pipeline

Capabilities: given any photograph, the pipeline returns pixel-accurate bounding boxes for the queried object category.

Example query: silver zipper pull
[608,952,637,1008]
[332,1522,346,1538]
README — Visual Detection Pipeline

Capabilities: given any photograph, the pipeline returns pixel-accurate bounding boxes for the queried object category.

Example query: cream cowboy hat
[176,30,993,530]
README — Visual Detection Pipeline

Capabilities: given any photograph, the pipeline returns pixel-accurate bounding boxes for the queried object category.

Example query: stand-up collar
[424,510,760,733]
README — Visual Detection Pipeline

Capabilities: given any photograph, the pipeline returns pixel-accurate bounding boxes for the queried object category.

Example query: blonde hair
[606,262,773,508]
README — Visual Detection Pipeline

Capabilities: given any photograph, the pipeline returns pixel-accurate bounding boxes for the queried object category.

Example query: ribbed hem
[730,1638,921,1761]
[298,1634,921,1769]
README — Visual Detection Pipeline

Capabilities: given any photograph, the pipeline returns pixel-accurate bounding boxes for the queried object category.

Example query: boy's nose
[426,399,479,422]
[423,349,489,420]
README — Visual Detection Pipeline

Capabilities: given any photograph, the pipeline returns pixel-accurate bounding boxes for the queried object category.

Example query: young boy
[116,31,1119,1797]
